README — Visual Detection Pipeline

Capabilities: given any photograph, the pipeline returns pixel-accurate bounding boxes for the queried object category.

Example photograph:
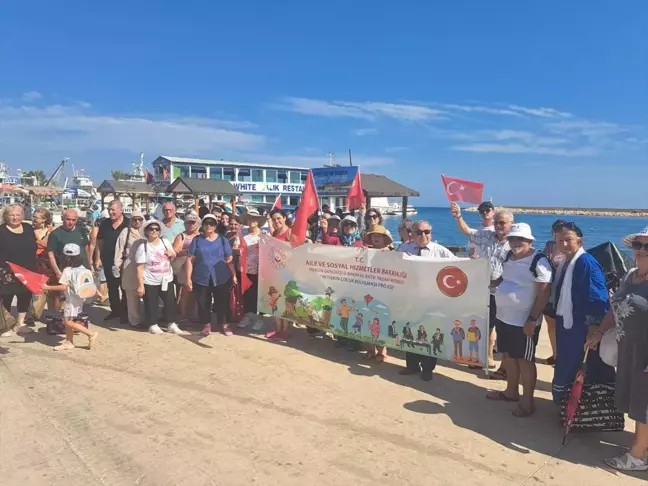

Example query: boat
[370,197,417,216]
[386,201,418,216]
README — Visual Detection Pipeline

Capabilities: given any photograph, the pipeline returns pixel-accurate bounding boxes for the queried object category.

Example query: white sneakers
[149,323,187,335]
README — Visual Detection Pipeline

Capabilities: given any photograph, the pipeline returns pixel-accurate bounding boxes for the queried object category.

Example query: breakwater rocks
[464,206,648,218]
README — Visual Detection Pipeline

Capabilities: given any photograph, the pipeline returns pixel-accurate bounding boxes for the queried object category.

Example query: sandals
[605,452,648,471]
[88,332,99,349]
[512,404,536,418]
[54,340,75,351]
[486,391,520,402]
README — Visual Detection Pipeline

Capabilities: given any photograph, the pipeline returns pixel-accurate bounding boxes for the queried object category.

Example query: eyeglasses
[494,220,510,226]
[185,220,197,224]
[132,217,144,222]
[147,227,160,233]
[416,229,431,236]
[368,214,379,219]
[631,241,648,251]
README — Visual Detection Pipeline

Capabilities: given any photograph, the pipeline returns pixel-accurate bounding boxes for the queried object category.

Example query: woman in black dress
[0,204,38,336]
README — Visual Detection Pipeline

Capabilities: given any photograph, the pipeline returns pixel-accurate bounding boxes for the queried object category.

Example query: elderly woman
[172,213,200,322]
[114,211,145,328]
[186,214,236,337]
[552,222,617,405]
[586,227,648,471]
[135,219,185,336]
[0,204,37,336]
[31,208,56,319]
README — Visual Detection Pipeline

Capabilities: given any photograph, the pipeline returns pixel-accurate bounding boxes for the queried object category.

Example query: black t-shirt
[97,216,130,266]
[0,223,38,272]
[198,206,209,218]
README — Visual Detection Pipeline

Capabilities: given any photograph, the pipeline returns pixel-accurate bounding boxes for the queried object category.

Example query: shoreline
[464,206,648,218]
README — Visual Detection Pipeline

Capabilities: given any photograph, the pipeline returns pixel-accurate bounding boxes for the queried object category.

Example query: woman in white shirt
[135,220,185,335]
[242,210,265,315]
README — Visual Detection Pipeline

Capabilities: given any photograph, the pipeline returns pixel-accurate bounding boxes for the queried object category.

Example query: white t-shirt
[495,250,552,327]
[401,242,456,259]
[59,266,86,309]
[244,233,261,274]
[134,238,175,286]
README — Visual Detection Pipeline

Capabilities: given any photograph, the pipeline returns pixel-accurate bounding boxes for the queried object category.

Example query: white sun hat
[506,223,535,241]
[621,227,648,248]
[62,243,81,256]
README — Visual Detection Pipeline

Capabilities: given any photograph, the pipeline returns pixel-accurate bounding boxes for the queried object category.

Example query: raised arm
[450,203,474,236]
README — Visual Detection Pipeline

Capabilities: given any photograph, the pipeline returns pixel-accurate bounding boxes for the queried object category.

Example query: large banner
[257,236,491,366]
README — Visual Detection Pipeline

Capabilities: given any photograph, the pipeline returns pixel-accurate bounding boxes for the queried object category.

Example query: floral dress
[611,269,648,424]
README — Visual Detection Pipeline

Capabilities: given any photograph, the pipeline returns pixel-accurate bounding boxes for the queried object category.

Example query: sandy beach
[0,307,644,486]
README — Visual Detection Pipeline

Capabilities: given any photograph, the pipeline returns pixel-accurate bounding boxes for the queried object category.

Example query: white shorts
[63,296,84,320]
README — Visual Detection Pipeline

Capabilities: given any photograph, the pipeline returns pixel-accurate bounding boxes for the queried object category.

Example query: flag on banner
[162,167,169,181]
[145,170,153,184]
[290,170,319,248]
[441,175,484,204]
[346,168,366,210]
[271,194,282,210]
[7,262,48,295]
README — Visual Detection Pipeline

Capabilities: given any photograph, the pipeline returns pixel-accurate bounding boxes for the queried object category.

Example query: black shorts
[489,295,497,330]
[495,318,541,361]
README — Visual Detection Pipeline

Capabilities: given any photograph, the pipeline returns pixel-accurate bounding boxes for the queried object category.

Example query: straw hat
[242,209,267,226]
[621,226,648,248]
[364,225,393,245]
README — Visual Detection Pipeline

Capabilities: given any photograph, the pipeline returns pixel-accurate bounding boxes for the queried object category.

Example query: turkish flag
[290,170,319,248]
[145,170,153,184]
[346,170,366,210]
[7,262,48,295]
[271,194,282,210]
[441,175,484,204]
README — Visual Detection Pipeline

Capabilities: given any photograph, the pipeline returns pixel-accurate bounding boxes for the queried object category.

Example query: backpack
[69,266,98,300]
[504,250,554,280]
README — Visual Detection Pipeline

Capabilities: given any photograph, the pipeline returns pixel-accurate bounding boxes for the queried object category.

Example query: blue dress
[552,253,616,404]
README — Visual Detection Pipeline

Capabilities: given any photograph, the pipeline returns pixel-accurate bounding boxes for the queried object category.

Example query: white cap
[201,214,219,224]
[342,215,357,225]
[63,243,81,256]
[506,223,535,241]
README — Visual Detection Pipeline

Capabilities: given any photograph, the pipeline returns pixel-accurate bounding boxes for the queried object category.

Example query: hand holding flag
[441,175,484,204]
[7,262,48,295]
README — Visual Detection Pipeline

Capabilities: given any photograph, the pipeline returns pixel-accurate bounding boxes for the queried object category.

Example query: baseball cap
[342,215,357,226]
[63,243,81,256]
[477,201,494,213]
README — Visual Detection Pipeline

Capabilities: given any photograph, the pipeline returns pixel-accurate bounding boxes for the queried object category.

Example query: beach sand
[0,308,644,486]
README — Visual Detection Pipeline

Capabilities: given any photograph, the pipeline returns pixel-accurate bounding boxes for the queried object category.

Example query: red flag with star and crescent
[7,262,48,295]
[441,175,484,204]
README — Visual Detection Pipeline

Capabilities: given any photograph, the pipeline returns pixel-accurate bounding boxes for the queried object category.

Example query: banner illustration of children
[336,299,356,333]
[451,320,466,361]
[467,319,482,364]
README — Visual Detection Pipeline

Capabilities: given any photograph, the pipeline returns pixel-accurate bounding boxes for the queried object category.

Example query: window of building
[289,196,300,206]
[178,165,190,178]
[251,195,264,203]
[223,168,235,181]
[289,171,302,184]
[266,170,277,183]
[277,170,288,184]
[190,166,207,179]
[237,168,251,182]
[301,172,307,183]
[252,169,264,182]
[282,196,290,206]
[210,168,222,180]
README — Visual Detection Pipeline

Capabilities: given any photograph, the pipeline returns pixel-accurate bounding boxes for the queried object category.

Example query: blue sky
[1,0,647,208]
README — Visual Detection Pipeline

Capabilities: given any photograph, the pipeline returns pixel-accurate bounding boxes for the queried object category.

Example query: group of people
[0,198,646,472]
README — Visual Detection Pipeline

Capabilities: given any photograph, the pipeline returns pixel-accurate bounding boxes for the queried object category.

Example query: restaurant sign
[232,182,304,194]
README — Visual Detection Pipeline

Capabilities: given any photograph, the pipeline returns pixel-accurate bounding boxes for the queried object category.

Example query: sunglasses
[631,241,648,251]
[416,229,431,236]
[132,217,144,222]
[147,227,160,233]
[479,209,492,215]
[555,221,583,237]
[494,220,510,226]
[368,214,379,219]
[203,221,217,227]
[185,220,197,224]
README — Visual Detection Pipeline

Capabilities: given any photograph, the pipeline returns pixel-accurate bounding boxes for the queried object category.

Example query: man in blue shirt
[160,202,185,242]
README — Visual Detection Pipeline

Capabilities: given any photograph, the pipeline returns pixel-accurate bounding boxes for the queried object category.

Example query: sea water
[381,207,647,253]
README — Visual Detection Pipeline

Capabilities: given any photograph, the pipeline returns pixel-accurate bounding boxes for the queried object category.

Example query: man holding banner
[398,220,455,381]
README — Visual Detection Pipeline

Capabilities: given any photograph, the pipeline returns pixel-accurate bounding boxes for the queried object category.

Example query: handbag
[599,328,618,367]
[560,383,625,432]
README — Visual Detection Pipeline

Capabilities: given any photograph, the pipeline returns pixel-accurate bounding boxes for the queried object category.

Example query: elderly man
[47,209,91,311]
[93,201,130,322]
[399,220,455,381]
[161,202,185,241]
[451,203,514,372]
[486,223,552,418]
[399,220,455,258]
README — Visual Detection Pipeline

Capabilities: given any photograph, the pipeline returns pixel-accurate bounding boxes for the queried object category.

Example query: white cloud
[451,143,598,157]
[545,120,625,139]
[507,105,573,118]
[0,102,265,155]
[21,91,42,102]
[433,103,522,117]
[280,97,445,121]
[353,127,378,136]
